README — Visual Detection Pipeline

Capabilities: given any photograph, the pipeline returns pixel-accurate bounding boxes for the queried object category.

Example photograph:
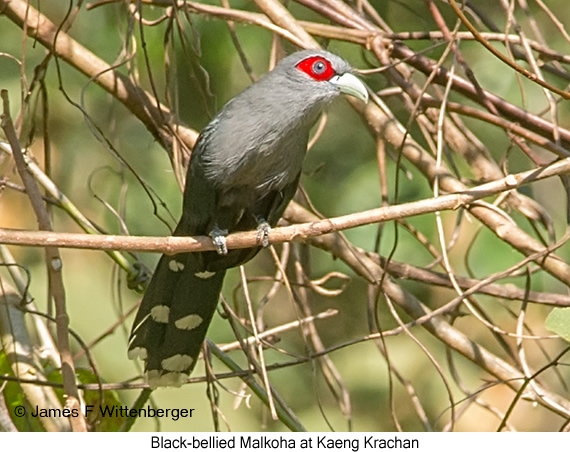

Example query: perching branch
[0,155,569,254]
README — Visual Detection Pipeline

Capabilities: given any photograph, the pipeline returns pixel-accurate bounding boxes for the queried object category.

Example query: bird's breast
[203,124,309,193]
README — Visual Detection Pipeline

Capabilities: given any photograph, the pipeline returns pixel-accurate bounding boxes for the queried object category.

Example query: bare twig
[0,91,86,432]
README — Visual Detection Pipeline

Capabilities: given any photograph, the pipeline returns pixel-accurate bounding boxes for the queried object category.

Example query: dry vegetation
[1,0,570,432]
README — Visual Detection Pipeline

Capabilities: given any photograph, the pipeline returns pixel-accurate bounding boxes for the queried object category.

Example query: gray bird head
[216,50,367,130]
[228,49,368,136]
[266,50,368,109]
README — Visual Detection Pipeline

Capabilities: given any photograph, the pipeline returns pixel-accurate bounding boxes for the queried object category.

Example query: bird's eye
[312,60,326,75]
[296,56,335,81]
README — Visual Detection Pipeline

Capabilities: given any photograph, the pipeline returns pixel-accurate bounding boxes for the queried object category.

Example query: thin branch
[0,0,198,154]
[448,0,570,99]
[0,91,86,432]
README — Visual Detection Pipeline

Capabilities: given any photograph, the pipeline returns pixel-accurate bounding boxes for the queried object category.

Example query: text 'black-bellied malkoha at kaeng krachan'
[128,50,368,388]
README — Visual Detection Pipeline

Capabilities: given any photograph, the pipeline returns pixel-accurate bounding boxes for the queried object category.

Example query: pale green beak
[330,73,368,103]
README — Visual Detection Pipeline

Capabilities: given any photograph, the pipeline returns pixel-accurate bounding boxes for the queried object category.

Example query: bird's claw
[210,227,228,255]
[256,220,271,247]
[213,235,228,255]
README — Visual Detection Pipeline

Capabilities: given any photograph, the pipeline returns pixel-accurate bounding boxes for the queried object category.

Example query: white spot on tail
[195,270,215,279]
[175,314,203,330]
[168,259,185,272]
[127,347,147,361]
[150,305,170,323]
[146,370,185,389]
[161,354,194,372]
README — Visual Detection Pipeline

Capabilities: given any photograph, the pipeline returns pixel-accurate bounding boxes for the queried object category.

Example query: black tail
[128,251,225,388]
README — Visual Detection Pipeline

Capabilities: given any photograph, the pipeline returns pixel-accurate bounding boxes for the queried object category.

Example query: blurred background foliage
[1,0,570,432]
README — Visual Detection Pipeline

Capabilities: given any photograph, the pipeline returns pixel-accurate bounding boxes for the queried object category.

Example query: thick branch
[356,95,570,287]
[0,0,198,155]
[0,156,569,254]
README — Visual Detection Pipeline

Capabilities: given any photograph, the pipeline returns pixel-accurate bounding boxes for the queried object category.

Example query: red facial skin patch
[296,56,335,81]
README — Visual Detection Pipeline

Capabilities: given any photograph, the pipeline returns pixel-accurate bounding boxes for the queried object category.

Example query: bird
[128,49,368,388]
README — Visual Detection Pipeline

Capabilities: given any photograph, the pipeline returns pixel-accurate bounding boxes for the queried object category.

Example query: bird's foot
[209,226,229,255]
[256,219,271,247]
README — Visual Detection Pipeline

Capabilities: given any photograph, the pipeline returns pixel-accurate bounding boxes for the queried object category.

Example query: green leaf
[0,351,46,432]
[545,307,570,343]
[76,368,125,432]
[46,367,125,432]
